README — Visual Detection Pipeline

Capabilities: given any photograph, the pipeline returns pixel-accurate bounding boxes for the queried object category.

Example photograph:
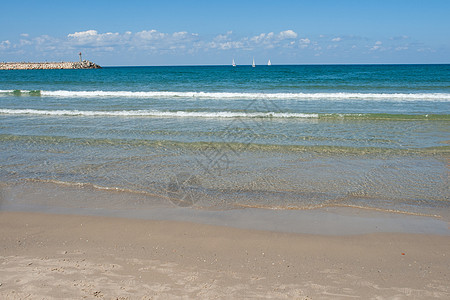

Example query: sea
[1,64,449,221]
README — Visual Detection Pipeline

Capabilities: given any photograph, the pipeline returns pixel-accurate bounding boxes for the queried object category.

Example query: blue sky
[1,0,449,65]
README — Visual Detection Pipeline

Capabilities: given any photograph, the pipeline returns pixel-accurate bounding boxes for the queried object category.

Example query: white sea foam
[0,108,319,118]
[2,90,450,101]
[41,90,450,101]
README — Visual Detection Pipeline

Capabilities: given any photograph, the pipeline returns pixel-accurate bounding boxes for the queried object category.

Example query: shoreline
[2,205,449,236]
[1,210,449,298]
[0,61,101,70]
[1,180,449,236]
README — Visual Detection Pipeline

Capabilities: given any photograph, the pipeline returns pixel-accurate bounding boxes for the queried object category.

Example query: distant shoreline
[0,60,101,70]
[2,63,446,69]
[97,63,448,68]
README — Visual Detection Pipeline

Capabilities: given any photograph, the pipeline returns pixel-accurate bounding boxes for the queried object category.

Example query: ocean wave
[1,134,448,155]
[1,89,450,101]
[0,108,318,118]
[1,109,448,120]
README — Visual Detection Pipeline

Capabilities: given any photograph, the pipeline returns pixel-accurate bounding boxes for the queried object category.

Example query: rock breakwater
[0,60,101,70]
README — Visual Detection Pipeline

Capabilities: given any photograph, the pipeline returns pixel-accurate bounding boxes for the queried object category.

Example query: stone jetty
[0,60,101,70]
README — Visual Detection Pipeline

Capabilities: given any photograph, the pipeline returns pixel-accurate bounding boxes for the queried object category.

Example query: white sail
[232,59,236,67]
[252,57,255,68]
[268,59,271,66]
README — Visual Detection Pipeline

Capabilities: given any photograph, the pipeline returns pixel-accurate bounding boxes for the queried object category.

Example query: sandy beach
[1,64,449,299]
[0,210,449,299]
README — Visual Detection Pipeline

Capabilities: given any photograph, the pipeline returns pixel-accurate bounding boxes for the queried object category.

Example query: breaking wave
[1,89,450,101]
[1,108,447,120]
[0,108,318,118]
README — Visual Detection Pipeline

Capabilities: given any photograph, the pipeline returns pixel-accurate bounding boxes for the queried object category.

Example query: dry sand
[0,211,449,299]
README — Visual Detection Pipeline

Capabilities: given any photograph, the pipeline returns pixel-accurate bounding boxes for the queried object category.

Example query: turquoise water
[1,65,449,215]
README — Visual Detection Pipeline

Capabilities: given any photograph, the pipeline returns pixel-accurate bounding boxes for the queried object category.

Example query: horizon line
[100,62,450,67]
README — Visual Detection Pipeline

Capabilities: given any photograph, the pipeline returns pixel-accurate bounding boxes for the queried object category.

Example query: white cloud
[4,28,435,64]
[251,32,272,43]
[129,30,202,53]
[246,30,299,50]
[3,28,305,56]
[173,31,188,38]
[66,29,199,53]
[20,33,29,37]
[0,40,11,49]
[19,39,32,46]
[277,30,297,39]
[134,30,166,40]
[34,35,55,45]
[67,30,123,49]
[298,38,311,49]
[369,41,385,51]
[214,31,233,42]
[68,30,99,38]
[299,38,310,44]
[207,39,244,50]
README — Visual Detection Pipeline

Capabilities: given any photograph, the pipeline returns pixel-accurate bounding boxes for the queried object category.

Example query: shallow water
[1,65,449,216]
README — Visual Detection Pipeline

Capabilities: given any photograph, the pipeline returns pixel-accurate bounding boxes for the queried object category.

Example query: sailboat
[268,59,272,66]
[232,59,236,67]
[252,57,255,68]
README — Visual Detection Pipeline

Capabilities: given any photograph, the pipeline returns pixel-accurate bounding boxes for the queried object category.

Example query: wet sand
[1,211,449,299]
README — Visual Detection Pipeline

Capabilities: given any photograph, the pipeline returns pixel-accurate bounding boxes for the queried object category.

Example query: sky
[1,0,449,66]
